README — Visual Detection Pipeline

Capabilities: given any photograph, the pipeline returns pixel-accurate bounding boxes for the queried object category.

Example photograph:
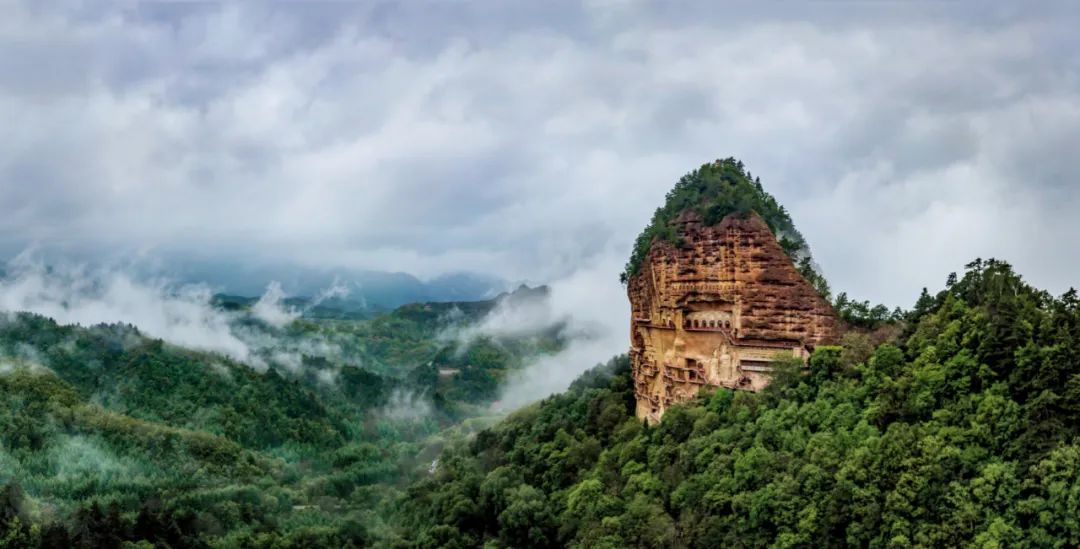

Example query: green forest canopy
[4,233,1080,546]
[622,158,830,298]
[0,292,564,548]
[403,258,1080,547]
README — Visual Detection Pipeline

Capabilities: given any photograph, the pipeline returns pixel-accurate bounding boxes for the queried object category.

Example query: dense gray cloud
[2,0,1079,315]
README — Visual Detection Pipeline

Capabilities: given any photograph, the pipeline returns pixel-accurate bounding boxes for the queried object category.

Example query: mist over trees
[4,255,1080,546]
[6,251,1080,547]
[0,286,569,547]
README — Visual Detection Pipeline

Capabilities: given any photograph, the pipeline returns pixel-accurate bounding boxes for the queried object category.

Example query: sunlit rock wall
[628,211,839,422]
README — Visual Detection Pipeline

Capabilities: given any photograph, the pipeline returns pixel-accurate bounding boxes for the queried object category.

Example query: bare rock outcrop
[628,210,839,422]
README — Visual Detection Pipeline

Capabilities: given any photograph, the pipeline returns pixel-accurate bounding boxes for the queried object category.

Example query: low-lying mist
[0,250,628,414]
[494,252,628,410]
[0,254,346,375]
[0,254,255,362]
[433,254,627,410]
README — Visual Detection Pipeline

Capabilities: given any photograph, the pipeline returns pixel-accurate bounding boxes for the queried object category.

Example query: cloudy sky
[3,1,1079,308]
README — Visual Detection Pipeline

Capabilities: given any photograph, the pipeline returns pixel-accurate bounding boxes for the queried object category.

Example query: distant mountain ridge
[0,252,512,313]
[172,261,510,312]
[214,283,551,321]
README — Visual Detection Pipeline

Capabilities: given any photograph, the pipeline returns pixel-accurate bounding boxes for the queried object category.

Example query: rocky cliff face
[628,210,839,422]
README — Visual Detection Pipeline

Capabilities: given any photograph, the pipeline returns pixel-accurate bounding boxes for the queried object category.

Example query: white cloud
[497,250,629,409]
[448,290,561,344]
[0,1,1078,313]
[251,281,299,328]
[0,255,362,376]
[381,389,433,422]
[0,254,254,363]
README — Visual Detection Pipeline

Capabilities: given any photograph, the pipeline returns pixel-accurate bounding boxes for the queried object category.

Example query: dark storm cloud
[1,0,1079,312]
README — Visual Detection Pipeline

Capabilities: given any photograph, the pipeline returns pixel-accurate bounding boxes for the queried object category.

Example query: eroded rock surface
[628,211,839,422]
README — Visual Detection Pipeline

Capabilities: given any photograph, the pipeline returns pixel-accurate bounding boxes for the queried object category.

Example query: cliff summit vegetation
[621,158,830,298]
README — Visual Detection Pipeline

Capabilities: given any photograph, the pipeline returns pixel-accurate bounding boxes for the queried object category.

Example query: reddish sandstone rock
[628,210,839,422]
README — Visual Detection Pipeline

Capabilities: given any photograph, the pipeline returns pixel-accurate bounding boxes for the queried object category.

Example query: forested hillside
[6,259,1080,548]
[0,288,564,548]
[401,259,1080,548]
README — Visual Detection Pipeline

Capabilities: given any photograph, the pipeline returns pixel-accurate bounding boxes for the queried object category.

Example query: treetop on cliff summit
[622,158,830,297]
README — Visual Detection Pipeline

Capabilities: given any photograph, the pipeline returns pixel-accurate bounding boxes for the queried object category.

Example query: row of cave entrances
[685,318,732,330]
[643,318,733,331]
